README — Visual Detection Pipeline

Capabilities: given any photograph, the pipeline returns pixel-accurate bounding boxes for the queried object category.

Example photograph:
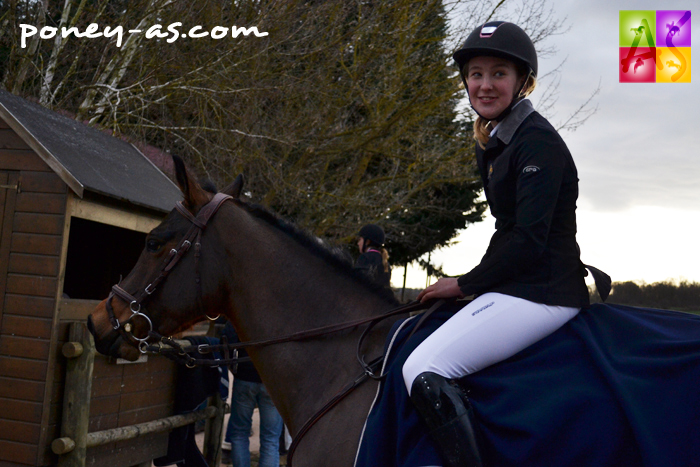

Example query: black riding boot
[410,371,484,467]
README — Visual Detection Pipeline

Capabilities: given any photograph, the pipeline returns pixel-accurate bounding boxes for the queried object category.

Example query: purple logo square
[656,10,691,47]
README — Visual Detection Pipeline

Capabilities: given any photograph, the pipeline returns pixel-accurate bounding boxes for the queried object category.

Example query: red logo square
[620,47,657,82]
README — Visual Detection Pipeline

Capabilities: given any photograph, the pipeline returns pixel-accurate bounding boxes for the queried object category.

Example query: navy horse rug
[354,302,700,467]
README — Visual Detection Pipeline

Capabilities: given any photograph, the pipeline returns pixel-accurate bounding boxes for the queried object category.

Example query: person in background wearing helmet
[401,21,592,467]
[354,224,392,288]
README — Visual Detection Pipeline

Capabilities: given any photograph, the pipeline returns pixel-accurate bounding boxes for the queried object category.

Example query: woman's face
[465,56,523,120]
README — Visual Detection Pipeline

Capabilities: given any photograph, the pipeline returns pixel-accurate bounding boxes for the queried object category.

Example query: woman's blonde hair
[365,242,390,273]
[380,248,390,273]
[471,69,537,148]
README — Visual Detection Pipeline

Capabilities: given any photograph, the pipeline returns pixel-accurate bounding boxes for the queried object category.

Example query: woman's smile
[466,56,522,120]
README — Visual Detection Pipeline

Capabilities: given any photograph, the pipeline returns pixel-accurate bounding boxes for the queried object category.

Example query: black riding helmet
[453,21,538,121]
[358,224,385,247]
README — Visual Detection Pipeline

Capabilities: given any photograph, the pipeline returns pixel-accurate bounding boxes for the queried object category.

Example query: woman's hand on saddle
[417,277,465,303]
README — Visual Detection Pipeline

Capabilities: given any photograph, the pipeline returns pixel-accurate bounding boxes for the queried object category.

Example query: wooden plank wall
[0,119,67,466]
[1,119,177,466]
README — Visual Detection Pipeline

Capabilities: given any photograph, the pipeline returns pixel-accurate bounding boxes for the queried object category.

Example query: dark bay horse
[87,157,401,466]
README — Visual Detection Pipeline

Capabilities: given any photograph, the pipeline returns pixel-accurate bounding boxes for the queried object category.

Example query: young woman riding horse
[85,20,604,467]
[404,21,591,467]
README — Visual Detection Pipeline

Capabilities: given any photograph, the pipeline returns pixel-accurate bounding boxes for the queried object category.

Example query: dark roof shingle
[0,89,181,213]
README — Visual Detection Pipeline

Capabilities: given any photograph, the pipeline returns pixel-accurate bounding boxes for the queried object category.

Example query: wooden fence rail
[53,322,226,467]
[52,406,218,454]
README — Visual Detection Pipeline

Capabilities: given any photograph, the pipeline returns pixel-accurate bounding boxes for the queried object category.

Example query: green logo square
[619,10,656,47]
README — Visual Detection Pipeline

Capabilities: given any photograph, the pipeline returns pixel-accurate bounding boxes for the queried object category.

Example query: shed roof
[0,89,181,213]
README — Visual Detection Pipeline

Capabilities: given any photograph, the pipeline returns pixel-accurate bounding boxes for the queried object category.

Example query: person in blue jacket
[402,21,591,467]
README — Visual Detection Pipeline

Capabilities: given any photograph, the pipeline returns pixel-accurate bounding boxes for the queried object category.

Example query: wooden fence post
[56,322,95,467]
[202,321,227,466]
[203,393,226,466]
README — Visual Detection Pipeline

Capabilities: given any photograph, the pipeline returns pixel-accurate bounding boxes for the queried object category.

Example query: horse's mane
[232,198,400,306]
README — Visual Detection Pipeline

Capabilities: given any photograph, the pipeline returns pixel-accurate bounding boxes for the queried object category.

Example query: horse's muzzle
[87,314,123,358]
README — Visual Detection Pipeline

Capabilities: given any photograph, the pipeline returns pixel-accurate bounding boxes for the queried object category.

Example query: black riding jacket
[457,99,590,308]
[355,250,392,289]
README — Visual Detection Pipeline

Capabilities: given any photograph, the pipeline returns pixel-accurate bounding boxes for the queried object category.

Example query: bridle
[105,193,233,351]
[102,191,437,466]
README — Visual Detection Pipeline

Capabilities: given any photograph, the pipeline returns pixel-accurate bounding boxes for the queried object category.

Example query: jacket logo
[523,165,540,174]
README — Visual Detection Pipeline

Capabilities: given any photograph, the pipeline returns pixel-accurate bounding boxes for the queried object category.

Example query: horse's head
[87,156,244,360]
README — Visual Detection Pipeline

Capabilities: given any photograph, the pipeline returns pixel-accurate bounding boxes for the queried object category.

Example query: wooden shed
[0,89,187,466]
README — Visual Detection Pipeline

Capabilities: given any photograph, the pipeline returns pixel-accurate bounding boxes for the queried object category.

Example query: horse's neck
[216,211,394,436]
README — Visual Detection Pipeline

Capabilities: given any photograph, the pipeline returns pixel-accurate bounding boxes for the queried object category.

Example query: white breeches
[402,292,580,395]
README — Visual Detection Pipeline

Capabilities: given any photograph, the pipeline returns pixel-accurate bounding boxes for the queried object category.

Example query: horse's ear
[173,155,189,193]
[222,174,245,199]
[172,155,210,209]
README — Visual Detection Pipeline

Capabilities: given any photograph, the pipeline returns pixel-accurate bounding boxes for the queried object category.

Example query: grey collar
[495,99,535,145]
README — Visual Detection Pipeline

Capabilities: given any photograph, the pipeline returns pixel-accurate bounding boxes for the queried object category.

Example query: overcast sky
[395,0,699,289]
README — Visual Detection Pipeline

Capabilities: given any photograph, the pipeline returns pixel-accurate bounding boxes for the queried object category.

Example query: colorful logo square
[620,10,656,47]
[657,47,691,83]
[620,47,657,83]
[619,10,691,83]
[657,10,691,47]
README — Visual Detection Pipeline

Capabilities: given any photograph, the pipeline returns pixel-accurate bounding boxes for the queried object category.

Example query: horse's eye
[146,239,162,252]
